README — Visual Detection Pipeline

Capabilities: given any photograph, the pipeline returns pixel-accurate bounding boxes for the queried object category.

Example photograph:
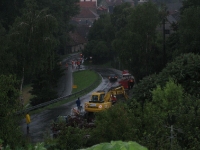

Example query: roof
[76,8,99,19]
[167,15,177,24]
[79,1,96,8]
[75,1,99,19]
[97,6,107,10]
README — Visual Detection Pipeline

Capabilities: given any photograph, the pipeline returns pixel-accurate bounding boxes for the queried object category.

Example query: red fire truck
[119,70,134,90]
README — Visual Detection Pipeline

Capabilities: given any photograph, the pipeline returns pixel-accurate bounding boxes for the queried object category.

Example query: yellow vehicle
[84,85,128,113]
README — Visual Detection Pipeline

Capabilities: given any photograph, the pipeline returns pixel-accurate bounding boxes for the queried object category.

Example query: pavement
[19,52,128,144]
[19,54,112,143]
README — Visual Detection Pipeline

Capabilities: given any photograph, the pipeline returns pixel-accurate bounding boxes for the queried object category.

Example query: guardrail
[16,75,101,115]
[16,53,99,115]
[16,57,123,115]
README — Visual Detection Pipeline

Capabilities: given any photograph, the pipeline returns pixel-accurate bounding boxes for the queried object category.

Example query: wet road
[20,55,122,143]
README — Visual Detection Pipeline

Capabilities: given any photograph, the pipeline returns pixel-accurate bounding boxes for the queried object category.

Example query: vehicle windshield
[100,94,105,101]
[110,74,116,77]
[91,95,98,101]
[123,74,131,78]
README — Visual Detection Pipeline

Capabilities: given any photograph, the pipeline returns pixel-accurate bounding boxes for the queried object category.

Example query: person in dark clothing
[76,97,81,111]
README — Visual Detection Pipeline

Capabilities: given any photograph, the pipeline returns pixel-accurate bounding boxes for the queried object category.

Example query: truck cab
[119,70,135,90]
[85,91,112,112]
[84,86,128,113]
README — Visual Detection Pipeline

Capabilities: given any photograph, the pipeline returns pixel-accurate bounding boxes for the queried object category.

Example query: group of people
[71,58,83,69]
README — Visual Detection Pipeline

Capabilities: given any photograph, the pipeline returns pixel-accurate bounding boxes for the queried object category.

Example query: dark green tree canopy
[179,6,200,54]
[112,2,161,80]
[133,53,200,104]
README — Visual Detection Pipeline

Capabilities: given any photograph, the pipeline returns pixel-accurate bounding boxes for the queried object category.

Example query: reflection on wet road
[20,58,122,143]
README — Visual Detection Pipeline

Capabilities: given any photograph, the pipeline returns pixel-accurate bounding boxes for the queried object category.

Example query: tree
[0,23,15,75]
[110,3,132,32]
[44,125,89,150]
[133,53,200,105]
[84,14,115,63]
[178,6,200,54]
[88,14,114,43]
[0,75,24,148]
[87,103,137,146]
[112,2,161,81]
[8,0,59,82]
[35,0,80,54]
[158,53,200,98]
[180,0,200,14]
[0,0,24,30]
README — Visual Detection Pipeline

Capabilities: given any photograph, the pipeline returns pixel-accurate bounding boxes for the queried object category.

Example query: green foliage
[81,141,148,150]
[8,0,59,82]
[110,3,132,31]
[83,40,110,64]
[132,74,158,104]
[151,79,184,117]
[87,103,136,146]
[0,139,47,150]
[179,6,200,54]
[112,2,162,80]
[35,0,80,54]
[180,0,200,14]
[84,14,115,64]
[0,0,24,30]
[132,53,200,104]
[158,53,200,98]
[45,126,88,150]
[88,14,114,42]
[0,75,24,148]
[29,70,58,106]
[0,23,15,75]
[166,32,180,61]
[129,76,200,149]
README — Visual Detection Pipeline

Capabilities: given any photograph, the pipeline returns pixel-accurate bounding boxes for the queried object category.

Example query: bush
[132,53,200,104]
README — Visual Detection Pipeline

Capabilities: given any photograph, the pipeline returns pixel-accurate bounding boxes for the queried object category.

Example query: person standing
[77,60,81,69]
[66,62,68,70]
[71,60,74,68]
[76,97,81,111]
[25,112,31,133]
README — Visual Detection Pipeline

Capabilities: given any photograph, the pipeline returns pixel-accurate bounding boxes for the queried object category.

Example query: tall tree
[180,0,200,14]
[8,0,58,82]
[0,23,15,75]
[178,6,200,54]
[0,75,24,148]
[0,0,24,30]
[110,2,132,31]
[84,14,115,63]
[35,0,80,54]
[112,2,161,81]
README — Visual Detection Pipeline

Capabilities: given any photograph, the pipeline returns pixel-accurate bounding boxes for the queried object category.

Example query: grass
[22,69,101,115]
[72,70,100,93]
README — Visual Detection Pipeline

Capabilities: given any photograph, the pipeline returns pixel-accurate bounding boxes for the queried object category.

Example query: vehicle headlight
[98,105,102,109]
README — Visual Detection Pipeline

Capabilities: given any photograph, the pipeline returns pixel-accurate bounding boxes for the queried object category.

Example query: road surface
[20,55,122,143]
